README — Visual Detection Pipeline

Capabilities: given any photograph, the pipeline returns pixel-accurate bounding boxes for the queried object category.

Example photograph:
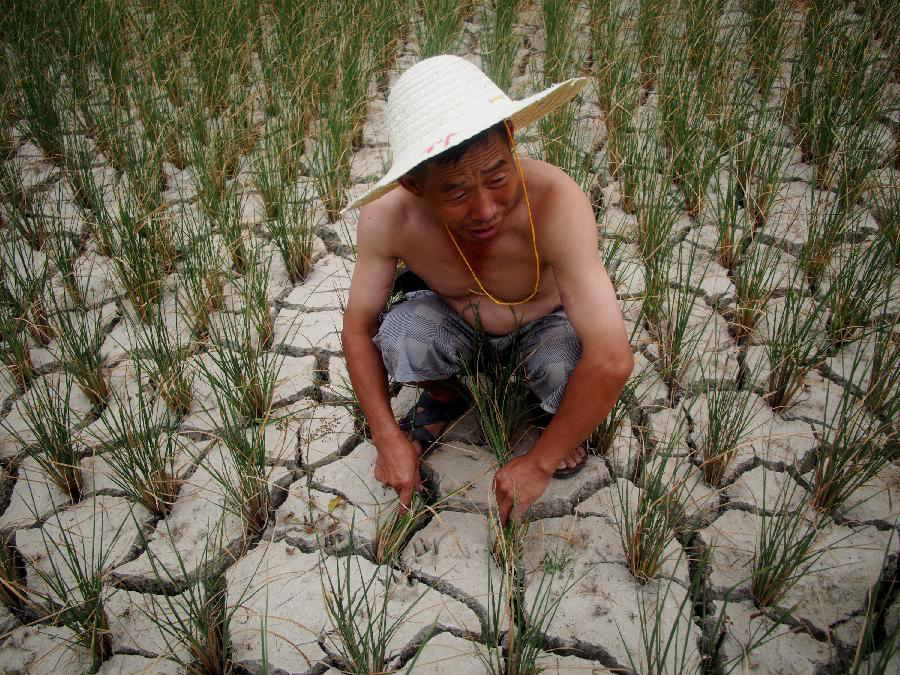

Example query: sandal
[399,389,471,454]
[529,407,588,479]
[552,449,587,479]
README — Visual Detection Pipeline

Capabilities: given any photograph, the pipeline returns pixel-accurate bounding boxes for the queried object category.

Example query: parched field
[0,1,898,673]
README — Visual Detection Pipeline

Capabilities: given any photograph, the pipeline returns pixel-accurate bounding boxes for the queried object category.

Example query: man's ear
[398,175,424,197]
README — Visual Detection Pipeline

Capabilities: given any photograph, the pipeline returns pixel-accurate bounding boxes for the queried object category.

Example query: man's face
[414,132,520,244]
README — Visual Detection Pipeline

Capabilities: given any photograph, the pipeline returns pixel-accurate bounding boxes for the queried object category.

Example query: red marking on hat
[424,132,457,155]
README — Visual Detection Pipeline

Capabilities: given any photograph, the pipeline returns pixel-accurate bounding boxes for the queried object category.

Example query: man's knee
[374,292,473,381]
[521,315,582,413]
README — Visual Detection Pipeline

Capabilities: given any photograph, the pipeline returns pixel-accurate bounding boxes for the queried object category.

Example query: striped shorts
[374,291,582,413]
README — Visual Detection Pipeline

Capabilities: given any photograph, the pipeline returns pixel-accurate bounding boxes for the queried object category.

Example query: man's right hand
[373,428,421,508]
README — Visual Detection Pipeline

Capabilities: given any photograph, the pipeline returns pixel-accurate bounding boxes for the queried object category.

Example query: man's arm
[342,203,422,506]
[493,171,634,522]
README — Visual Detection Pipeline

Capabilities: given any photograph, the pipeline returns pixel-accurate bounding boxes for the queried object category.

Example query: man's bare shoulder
[357,188,416,257]
[521,157,590,210]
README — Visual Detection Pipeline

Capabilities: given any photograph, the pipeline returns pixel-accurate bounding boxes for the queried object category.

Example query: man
[341,55,633,524]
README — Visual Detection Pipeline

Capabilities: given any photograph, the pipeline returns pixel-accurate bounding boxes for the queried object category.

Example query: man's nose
[469,188,497,223]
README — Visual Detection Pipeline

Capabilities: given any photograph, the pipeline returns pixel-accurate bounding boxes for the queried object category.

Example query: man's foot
[399,389,470,455]
[552,445,587,479]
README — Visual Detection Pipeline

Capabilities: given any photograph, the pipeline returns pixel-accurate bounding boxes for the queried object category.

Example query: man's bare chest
[399,230,539,303]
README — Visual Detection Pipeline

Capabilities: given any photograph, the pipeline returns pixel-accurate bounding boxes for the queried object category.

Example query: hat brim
[340,76,590,214]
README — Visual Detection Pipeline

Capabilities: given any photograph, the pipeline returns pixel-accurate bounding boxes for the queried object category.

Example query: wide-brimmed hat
[342,55,589,212]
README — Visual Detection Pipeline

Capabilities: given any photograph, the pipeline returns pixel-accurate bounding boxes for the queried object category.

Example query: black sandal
[399,389,471,453]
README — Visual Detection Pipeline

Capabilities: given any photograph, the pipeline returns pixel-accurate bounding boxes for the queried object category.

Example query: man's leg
[373,291,474,448]
[518,308,587,475]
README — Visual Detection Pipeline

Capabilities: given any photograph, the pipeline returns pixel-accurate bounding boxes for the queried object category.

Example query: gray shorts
[374,291,582,413]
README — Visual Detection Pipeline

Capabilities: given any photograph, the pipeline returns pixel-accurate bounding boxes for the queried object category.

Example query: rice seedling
[319,547,429,674]
[802,192,857,289]
[267,194,318,285]
[0,234,52,345]
[189,109,252,221]
[618,554,699,675]
[110,202,171,324]
[374,484,467,565]
[866,317,900,418]
[15,50,66,161]
[462,329,533,467]
[201,312,281,426]
[691,385,763,488]
[132,304,194,418]
[214,419,273,542]
[709,166,748,271]
[211,190,250,278]
[176,0,259,115]
[636,0,666,89]
[823,239,892,348]
[811,380,896,515]
[542,0,578,86]
[61,131,112,221]
[239,241,276,353]
[731,106,792,233]
[0,532,28,615]
[21,498,129,671]
[178,230,227,342]
[869,178,899,268]
[632,146,679,267]
[536,1,593,190]
[137,519,246,675]
[416,0,465,59]
[645,248,707,400]
[655,30,723,217]
[743,0,793,100]
[45,219,86,309]
[617,432,687,583]
[481,536,573,675]
[253,114,302,222]
[479,0,522,93]
[588,379,633,457]
[788,3,889,193]
[374,491,431,565]
[47,285,110,408]
[730,239,788,343]
[0,304,35,389]
[366,0,407,93]
[591,2,641,180]
[88,367,182,518]
[750,478,823,608]
[6,374,83,502]
[847,530,899,674]
[308,5,373,222]
[763,287,829,410]
[1,161,48,250]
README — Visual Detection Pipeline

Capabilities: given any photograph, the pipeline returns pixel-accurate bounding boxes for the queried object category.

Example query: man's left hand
[493,454,553,524]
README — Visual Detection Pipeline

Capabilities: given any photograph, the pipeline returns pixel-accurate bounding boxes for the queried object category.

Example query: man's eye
[490,175,506,186]
[450,191,466,201]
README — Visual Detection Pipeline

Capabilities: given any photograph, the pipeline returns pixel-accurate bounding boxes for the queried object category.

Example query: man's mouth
[468,220,499,239]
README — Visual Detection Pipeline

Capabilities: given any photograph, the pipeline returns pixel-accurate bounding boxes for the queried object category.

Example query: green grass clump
[479,0,522,93]
[7,375,83,502]
[320,549,429,674]
[811,376,896,515]
[751,480,822,608]
[463,331,533,467]
[417,0,466,58]
[617,439,687,583]
[88,367,182,518]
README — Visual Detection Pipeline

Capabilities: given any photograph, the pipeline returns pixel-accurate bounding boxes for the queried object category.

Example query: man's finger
[497,491,513,526]
[397,485,413,509]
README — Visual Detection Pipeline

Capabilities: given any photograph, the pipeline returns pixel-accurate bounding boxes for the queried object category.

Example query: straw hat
[342,55,589,212]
